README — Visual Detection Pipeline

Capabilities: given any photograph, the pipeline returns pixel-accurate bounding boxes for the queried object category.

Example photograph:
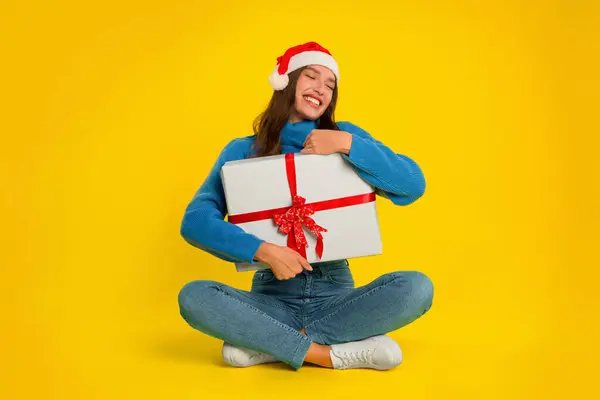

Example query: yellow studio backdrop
[1,0,598,399]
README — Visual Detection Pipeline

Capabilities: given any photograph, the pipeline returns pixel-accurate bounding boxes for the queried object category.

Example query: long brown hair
[249,66,339,158]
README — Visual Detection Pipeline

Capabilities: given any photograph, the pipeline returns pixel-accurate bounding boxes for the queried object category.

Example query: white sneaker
[329,335,403,370]
[222,342,279,367]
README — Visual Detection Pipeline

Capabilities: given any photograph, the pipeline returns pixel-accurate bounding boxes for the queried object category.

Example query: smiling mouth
[303,95,321,109]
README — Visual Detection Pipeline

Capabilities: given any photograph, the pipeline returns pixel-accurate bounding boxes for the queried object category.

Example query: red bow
[273,194,327,259]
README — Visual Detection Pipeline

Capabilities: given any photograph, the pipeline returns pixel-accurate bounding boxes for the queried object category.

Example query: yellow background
[2,0,598,398]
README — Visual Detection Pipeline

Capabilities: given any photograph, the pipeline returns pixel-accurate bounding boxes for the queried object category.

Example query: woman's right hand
[254,242,313,280]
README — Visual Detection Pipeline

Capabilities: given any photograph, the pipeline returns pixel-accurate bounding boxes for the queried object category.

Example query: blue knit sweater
[180,119,426,264]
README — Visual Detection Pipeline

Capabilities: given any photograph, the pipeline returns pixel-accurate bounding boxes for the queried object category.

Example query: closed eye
[307,74,334,90]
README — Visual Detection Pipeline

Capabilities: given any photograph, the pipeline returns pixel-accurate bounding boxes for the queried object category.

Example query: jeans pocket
[323,265,354,286]
[252,269,277,285]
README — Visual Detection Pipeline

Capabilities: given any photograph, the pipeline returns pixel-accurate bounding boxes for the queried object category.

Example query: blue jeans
[178,260,434,370]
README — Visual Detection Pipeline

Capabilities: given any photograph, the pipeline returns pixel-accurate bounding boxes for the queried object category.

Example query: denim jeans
[178,260,434,370]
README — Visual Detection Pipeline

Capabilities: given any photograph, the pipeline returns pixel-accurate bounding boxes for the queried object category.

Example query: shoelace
[339,348,375,367]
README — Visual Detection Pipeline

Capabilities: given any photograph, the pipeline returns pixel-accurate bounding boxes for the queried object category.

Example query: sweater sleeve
[180,139,265,264]
[336,121,426,206]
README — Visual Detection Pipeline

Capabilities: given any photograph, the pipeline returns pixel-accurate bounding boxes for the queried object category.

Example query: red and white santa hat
[268,41,340,91]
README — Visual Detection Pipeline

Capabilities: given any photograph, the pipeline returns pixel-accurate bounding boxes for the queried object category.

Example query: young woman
[178,41,433,371]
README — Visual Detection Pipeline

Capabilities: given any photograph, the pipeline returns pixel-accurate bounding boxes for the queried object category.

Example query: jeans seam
[290,338,312,370]
[305,275,401,331]
[305,324,326,344]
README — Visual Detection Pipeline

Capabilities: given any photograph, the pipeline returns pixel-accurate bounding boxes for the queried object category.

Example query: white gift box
[220,152,383,272]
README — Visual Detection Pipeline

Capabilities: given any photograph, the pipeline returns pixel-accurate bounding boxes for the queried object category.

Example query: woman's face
[290,65,336,123]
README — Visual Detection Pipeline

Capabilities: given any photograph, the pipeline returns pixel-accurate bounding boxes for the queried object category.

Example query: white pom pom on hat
[268,71,289,91]
[268,41,340,91]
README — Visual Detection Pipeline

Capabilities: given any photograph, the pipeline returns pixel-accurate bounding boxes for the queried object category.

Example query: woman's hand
[300,129,352,155]
[254,242,313,280]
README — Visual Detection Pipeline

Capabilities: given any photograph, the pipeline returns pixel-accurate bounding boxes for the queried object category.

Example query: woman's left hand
[300,129,352,155]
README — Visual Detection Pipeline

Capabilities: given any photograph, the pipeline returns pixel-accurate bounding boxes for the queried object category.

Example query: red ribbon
[228,153,376,259]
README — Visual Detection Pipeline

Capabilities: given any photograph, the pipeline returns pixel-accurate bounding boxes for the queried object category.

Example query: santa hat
[268,41,340,91]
